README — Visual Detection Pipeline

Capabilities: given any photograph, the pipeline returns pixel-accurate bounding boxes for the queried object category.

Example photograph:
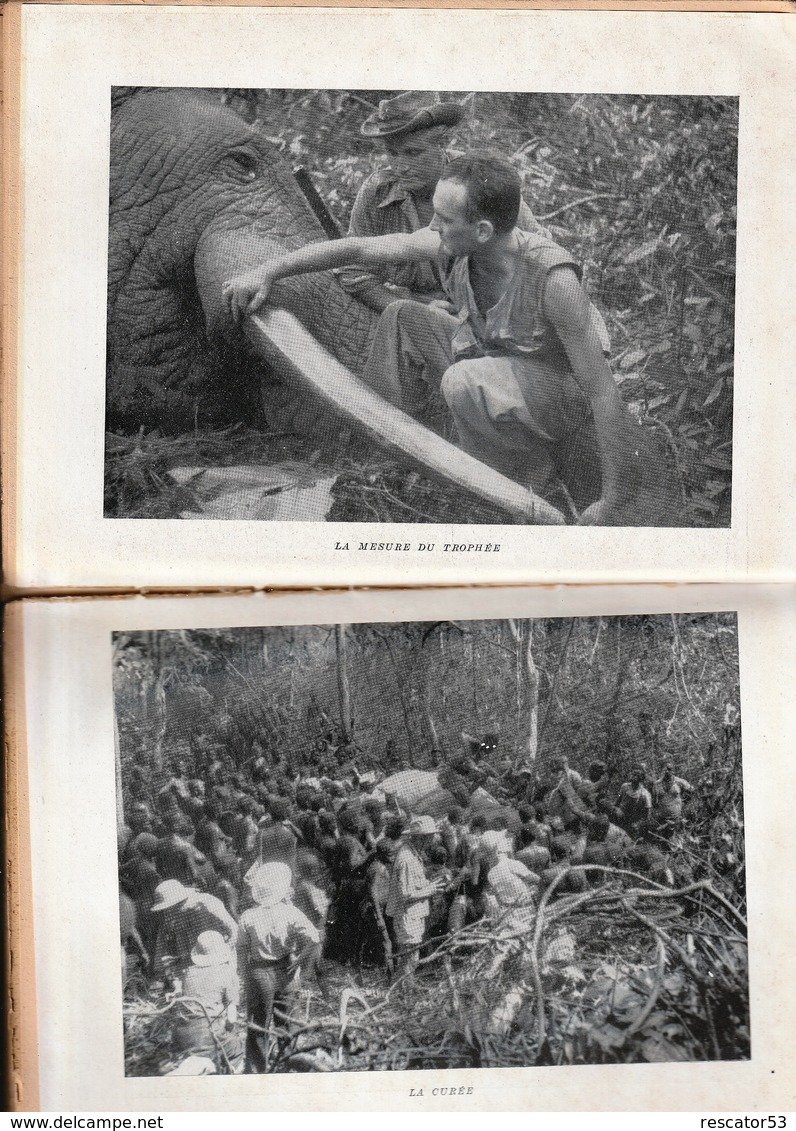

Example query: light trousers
[360,300,598,500]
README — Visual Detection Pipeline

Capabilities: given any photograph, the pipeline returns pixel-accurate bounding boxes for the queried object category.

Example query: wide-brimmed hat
[361,92,465,140]
[407,814,437,836]
[151,879,189,911]
[480,829,513,863]
[190,931,232,968]
[247,862,292,908]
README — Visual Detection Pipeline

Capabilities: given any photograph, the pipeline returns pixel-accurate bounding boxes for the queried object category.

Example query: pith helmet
[190,931,232,968]
[247,862,292,909]
[151,879,189,911]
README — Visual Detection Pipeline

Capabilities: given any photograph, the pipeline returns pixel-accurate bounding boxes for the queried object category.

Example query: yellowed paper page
[6,6,796,589]
[11,584,795,1110]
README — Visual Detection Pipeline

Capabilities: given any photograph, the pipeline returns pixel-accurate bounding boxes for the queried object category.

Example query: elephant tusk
[248,307,567,526]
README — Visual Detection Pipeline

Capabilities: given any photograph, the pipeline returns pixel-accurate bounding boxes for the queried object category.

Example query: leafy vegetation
[117,613,747,1070]
[114,614,741,785]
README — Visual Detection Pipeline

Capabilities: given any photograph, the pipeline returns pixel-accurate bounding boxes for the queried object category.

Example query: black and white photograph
[114,612,748,1077]
[105,88,737,529]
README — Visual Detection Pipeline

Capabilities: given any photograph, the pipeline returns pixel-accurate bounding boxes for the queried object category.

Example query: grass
[105,425,519,524]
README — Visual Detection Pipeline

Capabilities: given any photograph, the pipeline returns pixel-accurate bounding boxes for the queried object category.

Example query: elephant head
[107,87,377,434]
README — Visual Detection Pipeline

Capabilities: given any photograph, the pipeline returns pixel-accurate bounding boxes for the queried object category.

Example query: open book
[3,1,796,1117]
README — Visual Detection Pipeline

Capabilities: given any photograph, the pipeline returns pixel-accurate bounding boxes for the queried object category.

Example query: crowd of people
[118,734,695,1075]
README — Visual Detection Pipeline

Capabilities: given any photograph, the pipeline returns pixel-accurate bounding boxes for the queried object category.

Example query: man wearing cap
[150,879,238,979]
[236,862,326,1072]
[385,814,445,977]
[225,152,672,525]
[338,93,548,314]
[172,931,244,1073]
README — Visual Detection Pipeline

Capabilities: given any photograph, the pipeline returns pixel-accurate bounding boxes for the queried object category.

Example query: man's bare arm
[223,228,441,322]
[543,267,644,523]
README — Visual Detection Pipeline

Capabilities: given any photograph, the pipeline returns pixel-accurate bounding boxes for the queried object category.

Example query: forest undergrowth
[124,867,748,1075]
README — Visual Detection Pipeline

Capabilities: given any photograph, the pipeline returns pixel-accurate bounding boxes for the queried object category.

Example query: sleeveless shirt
[439,231,582,367]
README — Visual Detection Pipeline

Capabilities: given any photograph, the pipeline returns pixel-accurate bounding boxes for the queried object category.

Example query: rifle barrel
[293,166,343,240]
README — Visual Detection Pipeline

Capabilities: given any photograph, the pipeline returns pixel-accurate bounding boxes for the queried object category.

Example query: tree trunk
[149,671,167,777]
[424,696,440,754]
[507,619,539,770]
[538,618,575,744]
[606,617,637,757]
[372,628,417,764]
[140,631,168,777]
[335,623,353,743]
[114,691,125,837]
[522,623,540,770]
[419,633,441,756]
[112,637,127,835]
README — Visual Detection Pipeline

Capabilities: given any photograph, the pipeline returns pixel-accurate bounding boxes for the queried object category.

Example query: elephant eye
[226,150,258,180]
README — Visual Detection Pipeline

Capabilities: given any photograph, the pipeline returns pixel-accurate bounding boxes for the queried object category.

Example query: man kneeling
[224,153,677,526]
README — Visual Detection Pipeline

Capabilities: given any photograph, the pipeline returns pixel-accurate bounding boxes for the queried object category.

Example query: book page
[7,6,796,590]
[11,584,795,1110]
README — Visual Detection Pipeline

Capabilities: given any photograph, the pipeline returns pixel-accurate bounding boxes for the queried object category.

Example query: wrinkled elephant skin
[107,88,377,433]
